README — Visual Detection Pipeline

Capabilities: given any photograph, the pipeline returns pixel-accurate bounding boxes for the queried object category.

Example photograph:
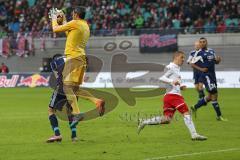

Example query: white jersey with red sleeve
[159,62,182,95]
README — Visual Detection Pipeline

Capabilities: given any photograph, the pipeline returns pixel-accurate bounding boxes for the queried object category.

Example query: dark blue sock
[194,98,207,109]
[49,114,60,136]
[71,127,77,138]
[198,90,205,99]
[211,101,222,117]
[68,116,77,138]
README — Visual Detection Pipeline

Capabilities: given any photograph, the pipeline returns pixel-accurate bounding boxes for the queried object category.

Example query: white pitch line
[145,148,240,160]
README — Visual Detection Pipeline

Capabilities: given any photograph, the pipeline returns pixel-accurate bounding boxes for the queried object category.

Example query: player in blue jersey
[46,54,79,143]
[190,37,227,121]
[187,41,205,99]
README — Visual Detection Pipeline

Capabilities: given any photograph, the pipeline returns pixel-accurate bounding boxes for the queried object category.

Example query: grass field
[0,88,240,160]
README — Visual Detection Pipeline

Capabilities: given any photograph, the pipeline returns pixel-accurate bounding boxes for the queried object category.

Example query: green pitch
[0,88,240,160]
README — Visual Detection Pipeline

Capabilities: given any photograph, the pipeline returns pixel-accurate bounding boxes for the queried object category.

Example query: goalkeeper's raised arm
[49,6,90,58]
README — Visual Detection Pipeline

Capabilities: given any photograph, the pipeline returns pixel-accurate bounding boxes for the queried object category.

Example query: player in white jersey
[137,51,207,141]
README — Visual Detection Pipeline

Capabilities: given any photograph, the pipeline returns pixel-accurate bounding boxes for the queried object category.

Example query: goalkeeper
[46,6,105,143]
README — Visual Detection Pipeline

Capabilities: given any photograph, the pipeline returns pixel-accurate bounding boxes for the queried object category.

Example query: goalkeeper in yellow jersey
[46,6,105,143]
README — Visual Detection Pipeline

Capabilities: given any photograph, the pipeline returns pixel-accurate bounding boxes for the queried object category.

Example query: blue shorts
[202,74,218,94]
[49,86,70,110]
[193,71,203,84]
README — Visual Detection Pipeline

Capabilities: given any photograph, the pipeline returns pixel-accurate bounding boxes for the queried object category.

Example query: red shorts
[163,94,189,118]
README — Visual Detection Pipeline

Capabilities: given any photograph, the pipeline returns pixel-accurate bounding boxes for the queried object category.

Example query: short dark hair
[52,54,63,60]
[73,6,86,19]
[199,37,207,41]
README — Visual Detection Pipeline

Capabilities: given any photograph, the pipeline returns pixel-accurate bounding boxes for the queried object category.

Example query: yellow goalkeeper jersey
[52,19,90,58]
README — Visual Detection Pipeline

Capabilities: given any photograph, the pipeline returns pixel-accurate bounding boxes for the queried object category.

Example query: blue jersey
[50,56,66,86]
[187,49,203,84]
[198,48,218,93]
[187,50,203,72]
[191,48,218,93]
[187,50,196,63]
[199,48,216,79]
[187,50,201,64]
[49,56,68,109]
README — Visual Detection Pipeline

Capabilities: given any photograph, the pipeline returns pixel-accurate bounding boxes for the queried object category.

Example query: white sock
[143,116,162,125]
[183,114,197,136]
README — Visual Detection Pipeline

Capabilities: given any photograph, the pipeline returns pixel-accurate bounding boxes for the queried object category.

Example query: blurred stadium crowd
[0,0,239,34]
[0,0,239,57]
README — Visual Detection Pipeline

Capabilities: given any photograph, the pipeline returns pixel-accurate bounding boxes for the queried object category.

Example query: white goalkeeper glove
[48,8,64,20]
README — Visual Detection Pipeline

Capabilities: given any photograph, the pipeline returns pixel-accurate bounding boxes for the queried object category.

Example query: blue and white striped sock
[49,114,60,136]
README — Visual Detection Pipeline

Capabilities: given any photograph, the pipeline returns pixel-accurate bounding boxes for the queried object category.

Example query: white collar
[170,62,180,68]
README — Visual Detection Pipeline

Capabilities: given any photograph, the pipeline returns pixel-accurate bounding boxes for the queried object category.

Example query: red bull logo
[0,75,19,88]
[18,74,49,88]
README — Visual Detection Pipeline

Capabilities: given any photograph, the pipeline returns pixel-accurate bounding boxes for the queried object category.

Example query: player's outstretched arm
[49,9,76,33]
[51,20,76,33]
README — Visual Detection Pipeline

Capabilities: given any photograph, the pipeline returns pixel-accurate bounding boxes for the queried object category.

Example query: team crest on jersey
[207,55,214,60]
